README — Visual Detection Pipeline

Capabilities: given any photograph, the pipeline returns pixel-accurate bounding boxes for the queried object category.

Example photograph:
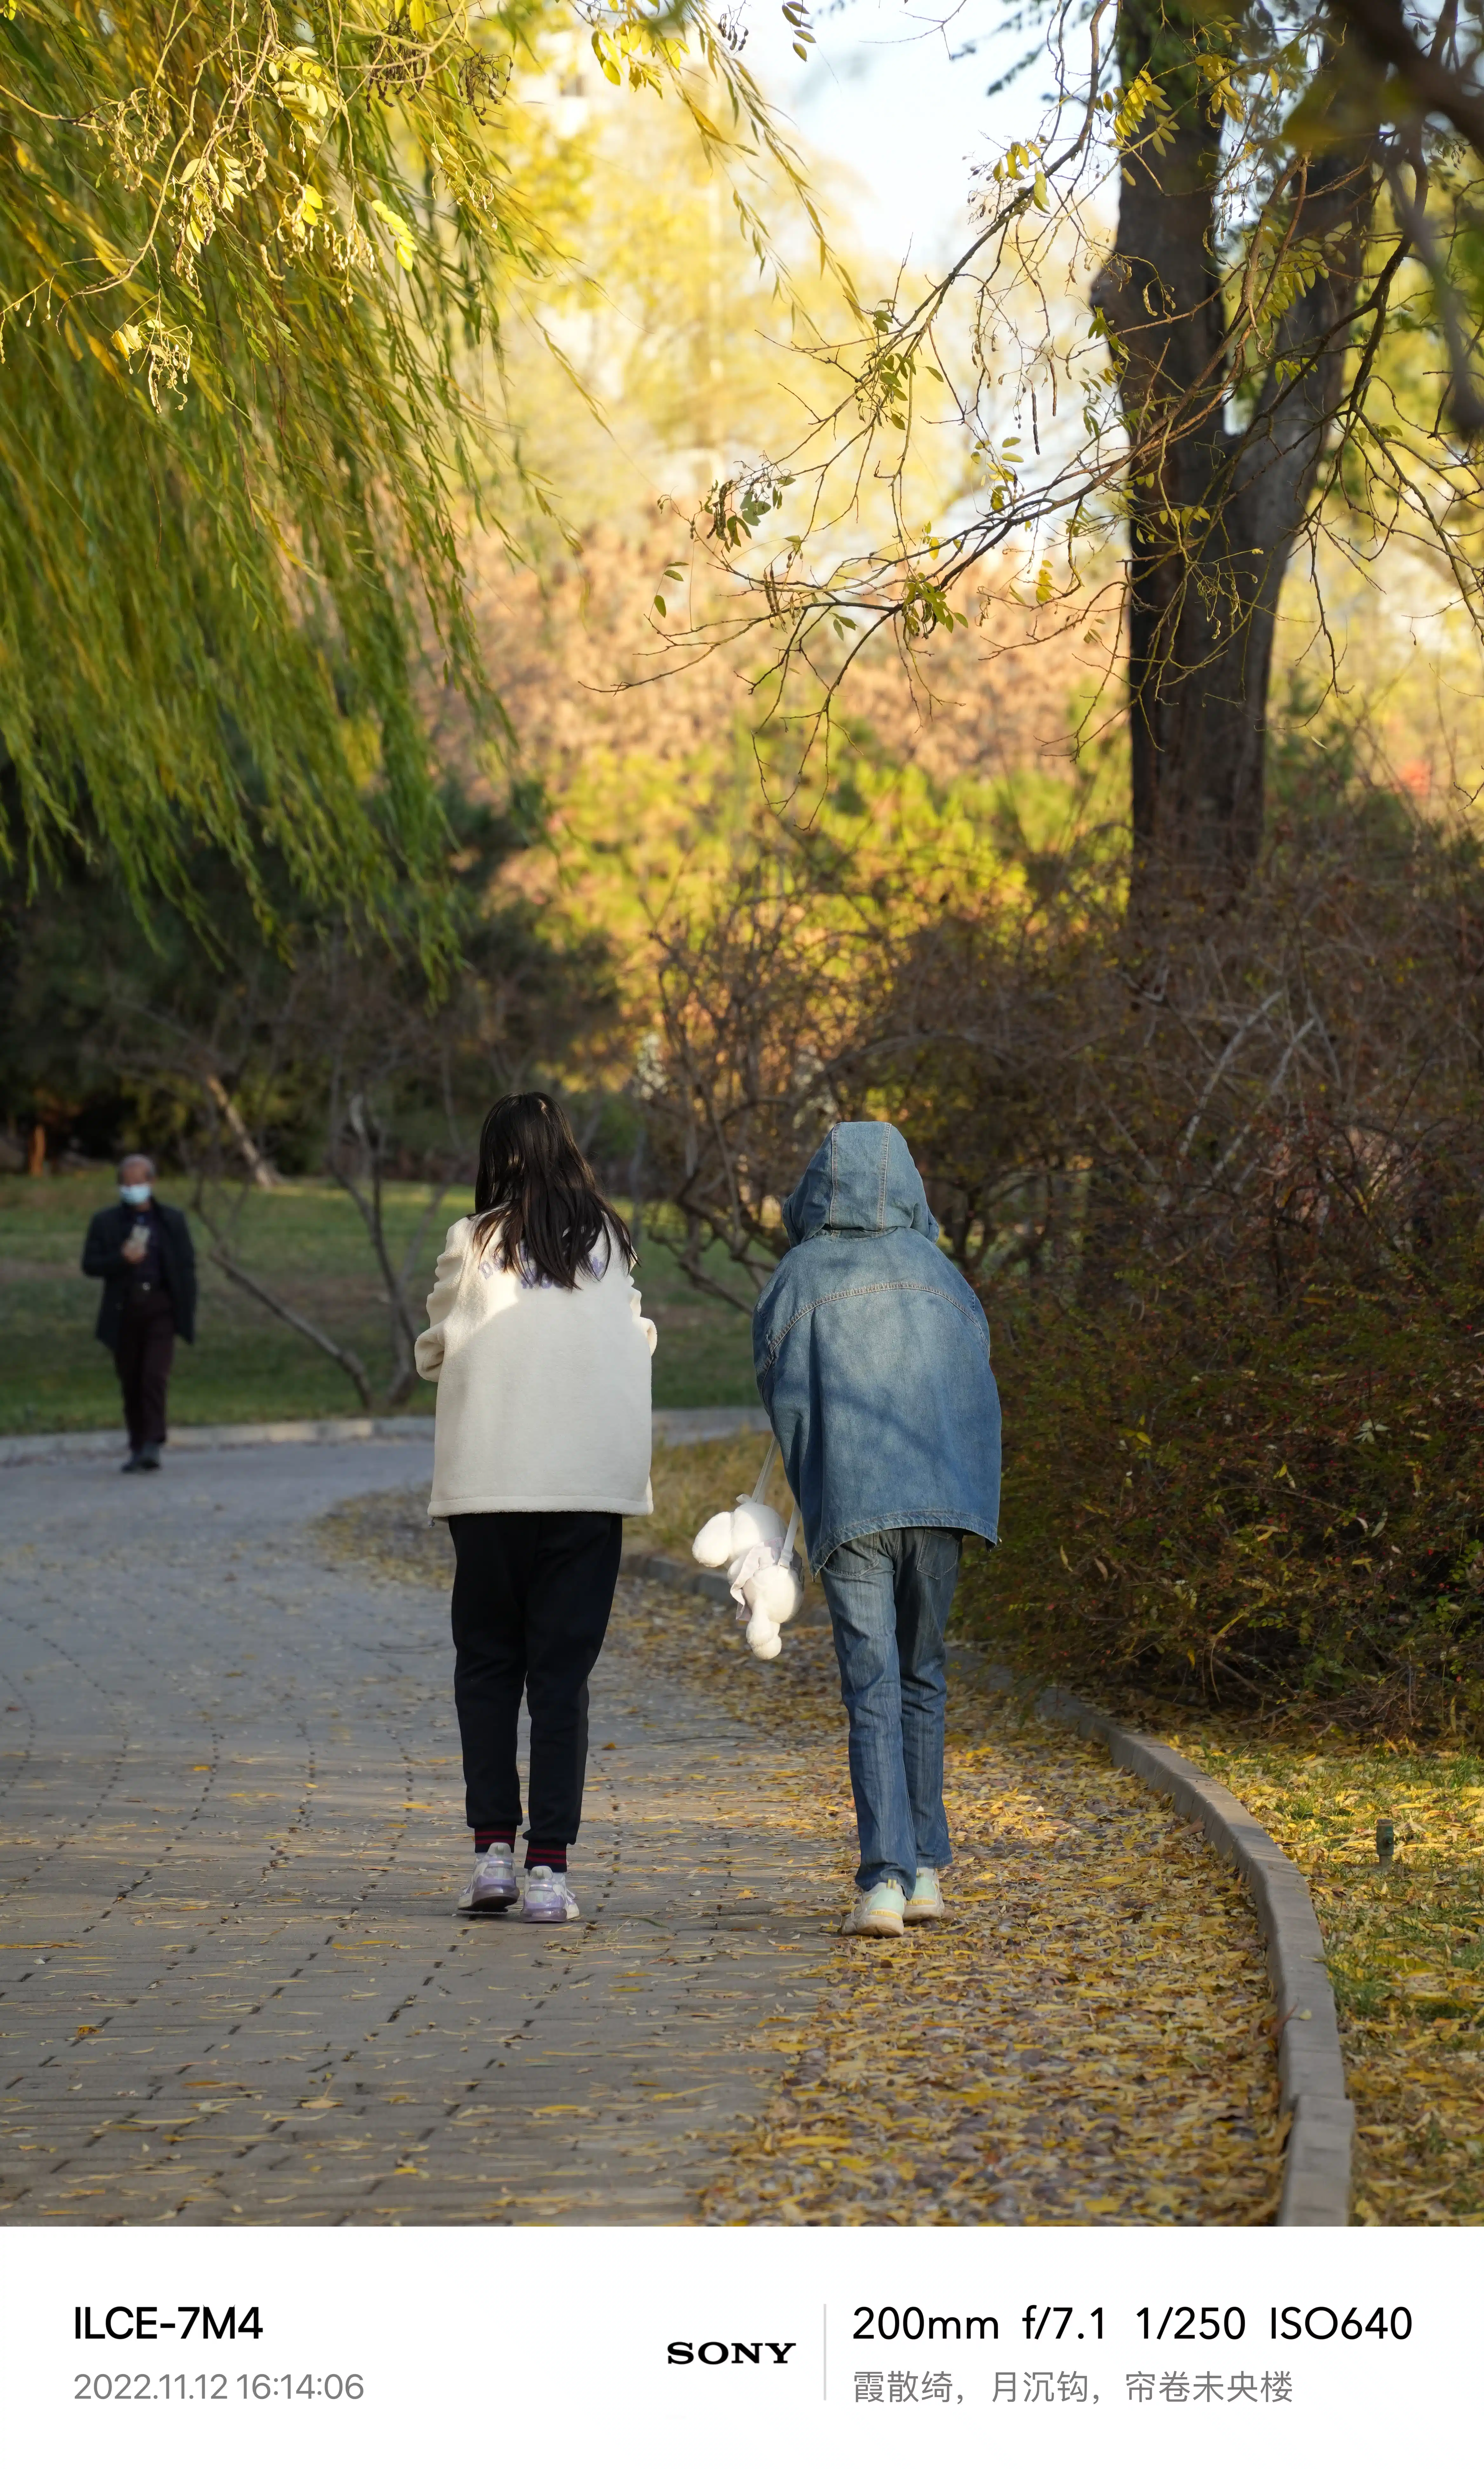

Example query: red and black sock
[525,1842,567,1873]
[473,1825,517,1855]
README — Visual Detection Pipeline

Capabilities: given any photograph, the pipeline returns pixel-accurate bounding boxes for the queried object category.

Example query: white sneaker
[521,1865,580,1924]
[904,1867,945,1923]
[455,1844,519,1916]
[842,1879,906,1937]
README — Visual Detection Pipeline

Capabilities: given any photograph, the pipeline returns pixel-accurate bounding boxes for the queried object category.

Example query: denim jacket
[752,1122,1002,1570]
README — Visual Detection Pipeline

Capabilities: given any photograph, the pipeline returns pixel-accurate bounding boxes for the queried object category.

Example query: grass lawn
[1147,1726,1484,2225]
[645,1433,799,1558]
[0,1170,759,1433]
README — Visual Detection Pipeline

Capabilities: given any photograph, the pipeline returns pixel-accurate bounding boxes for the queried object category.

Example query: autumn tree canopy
[682,0,1484,905]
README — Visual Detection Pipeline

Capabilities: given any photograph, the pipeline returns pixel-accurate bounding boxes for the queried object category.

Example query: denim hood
[781,1121,940,1248]
[753,1122,1001,1569]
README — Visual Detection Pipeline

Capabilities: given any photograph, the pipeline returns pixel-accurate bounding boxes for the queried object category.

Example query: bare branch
[190,1184,374,1413]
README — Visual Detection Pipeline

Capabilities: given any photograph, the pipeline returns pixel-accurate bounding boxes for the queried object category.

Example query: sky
[737,0,1047,271]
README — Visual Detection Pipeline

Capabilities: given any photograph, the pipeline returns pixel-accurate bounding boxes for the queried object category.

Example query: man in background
[82,1155,197,1472]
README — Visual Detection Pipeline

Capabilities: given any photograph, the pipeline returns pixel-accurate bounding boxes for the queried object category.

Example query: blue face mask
[119,1183,152,1206]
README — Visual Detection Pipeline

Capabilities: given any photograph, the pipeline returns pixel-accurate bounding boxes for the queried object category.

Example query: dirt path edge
[1001,1677,1352,2228]
[1,1404,768,1468]
[621,1547,1352,2228]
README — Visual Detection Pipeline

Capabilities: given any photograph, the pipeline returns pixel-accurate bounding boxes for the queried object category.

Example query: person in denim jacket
[753,1121,1001,1936]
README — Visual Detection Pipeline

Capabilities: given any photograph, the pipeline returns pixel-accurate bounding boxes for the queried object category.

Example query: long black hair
[472,1092,637,1290]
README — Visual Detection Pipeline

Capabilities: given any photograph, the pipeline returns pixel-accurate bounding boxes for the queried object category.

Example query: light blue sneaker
[842,1880,906,1937]
[904,1868,945,1924]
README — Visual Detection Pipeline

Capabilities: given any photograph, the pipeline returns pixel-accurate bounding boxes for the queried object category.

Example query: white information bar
[3,2222,1470,2465]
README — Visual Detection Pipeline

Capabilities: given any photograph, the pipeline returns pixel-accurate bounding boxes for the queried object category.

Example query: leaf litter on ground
[619,1597,1283,2226]
[317,1482,1284,2225]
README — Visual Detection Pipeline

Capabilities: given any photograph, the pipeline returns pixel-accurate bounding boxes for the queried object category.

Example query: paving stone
[0,1441,835,2223]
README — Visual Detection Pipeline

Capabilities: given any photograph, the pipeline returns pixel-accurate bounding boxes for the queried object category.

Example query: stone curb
[653,1407,772,1446]
[623,1550,738,1611]
[986,1673,1352,2228]
[0,1415,436,1465]
[0,1403,769,1469]
[621,1549,1352,2228]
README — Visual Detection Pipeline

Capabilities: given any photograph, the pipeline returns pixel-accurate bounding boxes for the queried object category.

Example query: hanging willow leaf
[0,0,818,955]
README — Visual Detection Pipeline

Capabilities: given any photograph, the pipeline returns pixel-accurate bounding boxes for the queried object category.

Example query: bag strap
[751,1437,799,1569]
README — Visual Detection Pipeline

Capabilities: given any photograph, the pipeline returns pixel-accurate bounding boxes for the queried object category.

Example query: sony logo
[667,2341,798,2366]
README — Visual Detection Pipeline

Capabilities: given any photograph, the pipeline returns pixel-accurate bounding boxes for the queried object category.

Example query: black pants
[114,1288,176,1450]
[449,1511,623,1845]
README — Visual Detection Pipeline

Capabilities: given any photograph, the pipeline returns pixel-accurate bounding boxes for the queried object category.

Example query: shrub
[961,1259,1484,1740]
[641,734,1484,1738]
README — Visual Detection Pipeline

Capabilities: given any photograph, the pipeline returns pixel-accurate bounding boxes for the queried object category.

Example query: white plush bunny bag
[691,1437,803,1659]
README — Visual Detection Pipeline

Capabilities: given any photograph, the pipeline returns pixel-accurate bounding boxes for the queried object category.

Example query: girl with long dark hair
[415,1092,656,1922]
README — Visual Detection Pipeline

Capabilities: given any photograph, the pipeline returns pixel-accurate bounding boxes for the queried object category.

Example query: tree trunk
[1094,2,1378,913]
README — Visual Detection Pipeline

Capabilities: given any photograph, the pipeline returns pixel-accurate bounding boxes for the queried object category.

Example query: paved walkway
[0,1441,833,2223]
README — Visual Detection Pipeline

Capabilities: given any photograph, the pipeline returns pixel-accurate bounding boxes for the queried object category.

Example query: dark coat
[82,1201,197,1348]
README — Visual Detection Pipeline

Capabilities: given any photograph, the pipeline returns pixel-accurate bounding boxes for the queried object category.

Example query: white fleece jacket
[415,1216,657,1518]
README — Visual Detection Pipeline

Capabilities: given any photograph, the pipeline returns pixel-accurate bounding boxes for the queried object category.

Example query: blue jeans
[819,1526,961,1895]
